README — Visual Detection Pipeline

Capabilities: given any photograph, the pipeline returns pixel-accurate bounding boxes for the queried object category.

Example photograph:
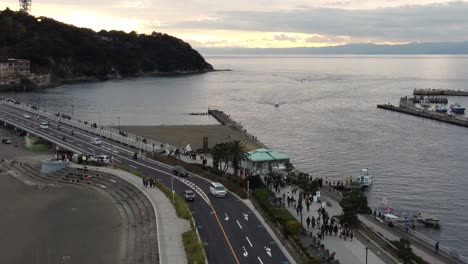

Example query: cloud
[164,1,468,42]
[274,34,300,42]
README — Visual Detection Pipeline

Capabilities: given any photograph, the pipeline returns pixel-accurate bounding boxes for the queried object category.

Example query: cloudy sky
[1,0,467,48]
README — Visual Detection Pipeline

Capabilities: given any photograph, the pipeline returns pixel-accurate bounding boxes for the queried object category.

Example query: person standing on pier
[435,241,440,254]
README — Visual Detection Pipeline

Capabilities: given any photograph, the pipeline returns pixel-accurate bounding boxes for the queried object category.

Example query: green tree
[227,140,249,176]
[339,189,372,225]
[210,142,230,174]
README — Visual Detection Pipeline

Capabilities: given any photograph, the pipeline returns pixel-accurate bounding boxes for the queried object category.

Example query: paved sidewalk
[69,164,191,264]
[275,185,386,264]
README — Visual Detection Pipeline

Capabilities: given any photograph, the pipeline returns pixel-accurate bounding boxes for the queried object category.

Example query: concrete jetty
[208,109,268,148]
[377,99,468,128]
[414,89,468,96]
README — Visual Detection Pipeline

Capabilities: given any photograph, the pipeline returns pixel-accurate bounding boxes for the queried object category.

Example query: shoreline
[0,68,216,92]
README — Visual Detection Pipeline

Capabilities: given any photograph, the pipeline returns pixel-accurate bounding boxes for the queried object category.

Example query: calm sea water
[7,55,468,255]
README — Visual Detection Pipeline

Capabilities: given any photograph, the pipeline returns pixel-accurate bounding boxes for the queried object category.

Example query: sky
[1,0,468,48]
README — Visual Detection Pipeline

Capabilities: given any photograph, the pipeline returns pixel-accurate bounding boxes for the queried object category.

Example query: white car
[209,182,227,197]
[23,114,31,119]
[40,122,48,129]
[92,138,102,145]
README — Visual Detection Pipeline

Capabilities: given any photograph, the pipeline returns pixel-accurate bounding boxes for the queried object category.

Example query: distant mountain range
[198,42,468,55]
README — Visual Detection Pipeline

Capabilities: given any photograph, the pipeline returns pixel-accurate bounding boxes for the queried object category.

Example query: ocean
[7,55,468,255]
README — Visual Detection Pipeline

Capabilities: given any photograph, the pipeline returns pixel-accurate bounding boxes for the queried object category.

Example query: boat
[420,98,431,108]
[435,105,447,113]
[413,212,441,229]
[355,168,374,187]
[450,103,465,114]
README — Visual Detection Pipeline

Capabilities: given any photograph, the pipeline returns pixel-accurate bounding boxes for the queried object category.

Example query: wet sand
[0,128,123,264]
[120,125,264,151]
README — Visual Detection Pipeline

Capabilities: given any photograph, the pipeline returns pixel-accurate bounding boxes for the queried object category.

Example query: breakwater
[208,109,268,148]
[377,103,468,128]
[414,89,468,96]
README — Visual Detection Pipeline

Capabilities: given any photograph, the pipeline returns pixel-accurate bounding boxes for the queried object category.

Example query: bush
[285,220,301,236]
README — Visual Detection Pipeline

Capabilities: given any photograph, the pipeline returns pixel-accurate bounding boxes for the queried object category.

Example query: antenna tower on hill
[19,0,31,13]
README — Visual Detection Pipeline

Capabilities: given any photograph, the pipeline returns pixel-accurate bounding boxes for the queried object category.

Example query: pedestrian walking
[435,241,439,254]
[350,230,354,241]
[306,216,311,229]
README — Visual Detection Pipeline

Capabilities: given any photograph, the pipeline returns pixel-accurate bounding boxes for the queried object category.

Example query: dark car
[173,166,188,177]
[183,190,195,201]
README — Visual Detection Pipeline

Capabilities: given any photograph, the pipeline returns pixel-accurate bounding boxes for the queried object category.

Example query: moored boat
[355,168,373,187]
[450,103,465,114]
[414,212,441,229]
[435,105,447,113]
[420,98,431,108]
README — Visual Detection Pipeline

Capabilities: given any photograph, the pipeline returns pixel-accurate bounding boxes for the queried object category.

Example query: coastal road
[0,101,292,264]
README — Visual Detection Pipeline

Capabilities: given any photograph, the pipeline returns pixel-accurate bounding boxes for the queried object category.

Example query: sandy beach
[119,125,264,151]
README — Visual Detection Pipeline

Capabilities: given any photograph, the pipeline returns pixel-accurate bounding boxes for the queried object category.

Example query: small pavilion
[243,148,290,175]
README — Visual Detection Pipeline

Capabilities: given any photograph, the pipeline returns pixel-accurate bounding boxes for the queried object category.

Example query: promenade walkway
[358,214,461,264]
[275,185,387,264]
[69,164,191,264]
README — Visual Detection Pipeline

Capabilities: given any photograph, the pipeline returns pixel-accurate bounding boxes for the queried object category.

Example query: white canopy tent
[185,144,192,152]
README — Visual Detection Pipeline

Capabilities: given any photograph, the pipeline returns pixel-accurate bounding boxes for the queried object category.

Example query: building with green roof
[242,148,290,175]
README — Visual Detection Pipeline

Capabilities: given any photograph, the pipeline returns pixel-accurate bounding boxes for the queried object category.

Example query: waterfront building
[242,148,290,175]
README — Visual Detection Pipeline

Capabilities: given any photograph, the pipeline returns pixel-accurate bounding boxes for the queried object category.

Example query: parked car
[173,166,188,177]
[183,190,195,201]
[1,138,12,144]
[210,182,227,197]
[40,122,48,129]
[23,114,31,119]
[92,138,102,145]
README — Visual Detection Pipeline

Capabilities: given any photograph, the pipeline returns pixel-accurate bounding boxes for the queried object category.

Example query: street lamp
[171,177,175,204]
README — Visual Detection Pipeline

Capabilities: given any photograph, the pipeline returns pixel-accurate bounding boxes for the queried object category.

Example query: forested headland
[0,8,213,84]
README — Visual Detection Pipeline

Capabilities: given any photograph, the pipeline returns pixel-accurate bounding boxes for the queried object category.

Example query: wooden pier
[414,89,468,96]
[377,103,468,128]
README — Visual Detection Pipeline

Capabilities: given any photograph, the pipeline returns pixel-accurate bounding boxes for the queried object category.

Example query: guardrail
[1,100,179,155]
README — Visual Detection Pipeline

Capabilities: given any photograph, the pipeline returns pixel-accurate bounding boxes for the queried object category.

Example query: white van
[40,122,48,129]
[209,182,227,197]
[95,155,111,164]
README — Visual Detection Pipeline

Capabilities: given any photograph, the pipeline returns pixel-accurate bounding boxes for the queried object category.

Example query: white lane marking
[243,213,249,221]
[257,257,264,264]
[225,213,229,221]
[129,164,137,169]
[264,246,272,257]
[246,236,253,247]
[237,220,243,229]
[242,246,248,257]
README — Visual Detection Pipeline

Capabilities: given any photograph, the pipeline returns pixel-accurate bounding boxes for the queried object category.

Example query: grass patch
[183,229,206,264]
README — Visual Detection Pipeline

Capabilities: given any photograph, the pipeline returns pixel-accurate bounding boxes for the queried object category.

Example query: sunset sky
[1,0,467,48]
